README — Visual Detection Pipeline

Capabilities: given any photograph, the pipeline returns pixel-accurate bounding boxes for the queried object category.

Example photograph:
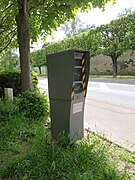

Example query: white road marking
[99,83,110,90]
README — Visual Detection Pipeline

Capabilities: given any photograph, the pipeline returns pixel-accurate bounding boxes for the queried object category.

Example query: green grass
[90,75,135,78]
[117,76,135,79]
[35,69,47,76]
[0,100,135,180]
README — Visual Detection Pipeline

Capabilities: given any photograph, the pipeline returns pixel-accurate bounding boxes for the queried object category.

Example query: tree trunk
[112,57,118,77]
[16,0,32,92]
[39,66,42,74]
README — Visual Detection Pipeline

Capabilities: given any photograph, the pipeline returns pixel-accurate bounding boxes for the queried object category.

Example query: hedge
[0,70,38,96]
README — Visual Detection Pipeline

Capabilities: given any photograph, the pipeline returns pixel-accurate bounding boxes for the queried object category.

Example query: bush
[0,70,21,96]
[31,71,38,88]
[0,100,19,122]
[0,70,39,96]
[18,89,50,120]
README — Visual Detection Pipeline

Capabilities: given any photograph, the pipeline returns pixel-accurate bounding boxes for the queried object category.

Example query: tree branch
[29,1,45,12]
[0,28,17,53]
[0,33,16,53]
[2,3,14,13]
[5,28,17,39]
[0,14,10,28]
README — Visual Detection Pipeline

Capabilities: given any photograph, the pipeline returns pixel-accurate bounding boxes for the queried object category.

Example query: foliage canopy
[0,0,115,91]
[0,0,115,52]
[98,11,135,76]
[34,11,135,77]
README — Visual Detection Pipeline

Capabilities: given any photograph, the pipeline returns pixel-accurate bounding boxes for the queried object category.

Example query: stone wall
[90,50,135,75]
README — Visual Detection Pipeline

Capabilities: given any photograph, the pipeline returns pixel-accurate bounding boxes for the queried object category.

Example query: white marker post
[4,88,13,101]
[0,87,2,101]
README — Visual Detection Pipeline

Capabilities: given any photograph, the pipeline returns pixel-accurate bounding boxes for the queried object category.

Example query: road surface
[87,79,135,108]
[38,76,135,151]
[85,79,135,151]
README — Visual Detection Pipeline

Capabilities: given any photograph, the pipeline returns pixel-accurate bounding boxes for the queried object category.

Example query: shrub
[0,100,19,122]
[31,71,38,88]
[0,70,39,96]
[18,89,50,120]
[0,70,21,96]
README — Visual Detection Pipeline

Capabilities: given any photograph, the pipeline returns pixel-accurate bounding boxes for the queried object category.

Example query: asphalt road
[87,80,135,108]
[38,76,135,151]
[38,76,135,108]
[90,77,135,85]
[85,79,135,152]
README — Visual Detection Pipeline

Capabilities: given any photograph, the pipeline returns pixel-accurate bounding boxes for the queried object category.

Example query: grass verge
[90,75,135,79]
[0,101,135,179]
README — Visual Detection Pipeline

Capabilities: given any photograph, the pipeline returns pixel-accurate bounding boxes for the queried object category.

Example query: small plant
[18,89,50,120]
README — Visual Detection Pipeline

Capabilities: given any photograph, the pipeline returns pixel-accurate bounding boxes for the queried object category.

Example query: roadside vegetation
[0,70,38,96]
[31,11,135,77]
[89,75,135,79]
[0,91,135,179]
